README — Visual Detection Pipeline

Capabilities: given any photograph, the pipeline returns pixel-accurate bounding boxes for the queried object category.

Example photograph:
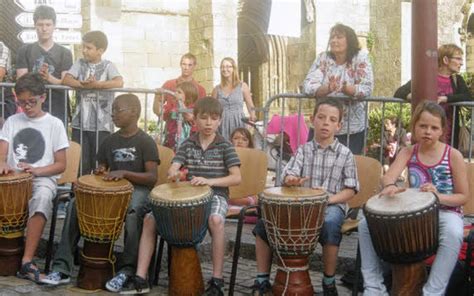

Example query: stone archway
[237,0,288,109]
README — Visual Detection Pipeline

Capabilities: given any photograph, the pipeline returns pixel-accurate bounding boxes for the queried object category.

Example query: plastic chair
[341,155,383,296]
[150,144,174,286]
[44,141,81,273]
[228,147,268,296]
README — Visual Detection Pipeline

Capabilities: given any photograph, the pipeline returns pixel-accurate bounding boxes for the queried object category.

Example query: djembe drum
[75,174,133,290]
[260,187,328,296]
[364,188,439,296]
[0,172,32,275]
[149,182,212,296]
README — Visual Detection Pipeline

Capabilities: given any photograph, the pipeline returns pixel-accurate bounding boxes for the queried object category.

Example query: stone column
[369,0,402,97]
[189,0,238,93]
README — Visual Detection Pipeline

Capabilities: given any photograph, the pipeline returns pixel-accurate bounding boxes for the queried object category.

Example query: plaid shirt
[0,42,11,77]
[282,139,359,208]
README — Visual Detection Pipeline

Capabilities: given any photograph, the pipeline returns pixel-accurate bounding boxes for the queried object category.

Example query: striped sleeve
[223,142,240,169]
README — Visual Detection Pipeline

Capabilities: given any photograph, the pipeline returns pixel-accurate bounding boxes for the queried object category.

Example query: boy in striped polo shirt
[119,96,241,295]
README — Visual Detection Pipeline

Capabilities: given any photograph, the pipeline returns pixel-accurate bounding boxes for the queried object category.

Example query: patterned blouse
[303,50,373,134]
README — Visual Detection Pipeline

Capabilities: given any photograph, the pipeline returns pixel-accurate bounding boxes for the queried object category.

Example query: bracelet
[383,183,397,189]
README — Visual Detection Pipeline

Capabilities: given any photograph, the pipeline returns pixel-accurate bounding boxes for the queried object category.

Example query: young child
[63,30,123,175]
[358,101,469,296]
[0,73,68,283]
[118,97,241,295]
[227,127,258,220]
[252,98,359,296]
[162,81,199,150]
[41,94,159,289]
[382,116,408,172]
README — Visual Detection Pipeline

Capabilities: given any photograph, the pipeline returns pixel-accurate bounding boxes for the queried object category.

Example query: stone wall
[438,0,465,46]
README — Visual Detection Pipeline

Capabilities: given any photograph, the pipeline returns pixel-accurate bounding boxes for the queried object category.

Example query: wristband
[383,183,397,189]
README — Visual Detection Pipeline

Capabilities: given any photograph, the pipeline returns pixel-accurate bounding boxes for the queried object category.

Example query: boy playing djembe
[252,98,359,296]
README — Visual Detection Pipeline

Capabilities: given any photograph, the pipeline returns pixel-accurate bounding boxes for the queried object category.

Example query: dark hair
[230,127,254,148]
[193,96,223,117]
[33,5,56,24]
[385,115,399,126]
[411,101,447,142]
[114,94,141,117]
[176,81,198,106]
[14,73,46,96]
[82,31,108,51]
[313,98,344,122]
[328,23,361,63]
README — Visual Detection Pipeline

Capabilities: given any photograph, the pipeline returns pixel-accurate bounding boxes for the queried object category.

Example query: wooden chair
[341,155,383,296]
[44,141,81,273]
[228,147,268,296]
[151,144,175,286]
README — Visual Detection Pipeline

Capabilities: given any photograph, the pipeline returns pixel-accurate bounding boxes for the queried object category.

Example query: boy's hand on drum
[103,170,125,181]
[93,166,107,175]
[167,169,181,181]
[379,184,405,197]
[420,183,438,194]
[284,175,309,186]
[17,162,41,176]
[190,176,211,186]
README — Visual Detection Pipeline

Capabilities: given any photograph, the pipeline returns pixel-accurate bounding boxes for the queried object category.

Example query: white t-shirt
[0,112,69,178]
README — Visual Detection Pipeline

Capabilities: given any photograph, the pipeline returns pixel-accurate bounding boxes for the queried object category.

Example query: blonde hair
[220,57,240,88]
[176,81,198,107]
[438,44,463,67]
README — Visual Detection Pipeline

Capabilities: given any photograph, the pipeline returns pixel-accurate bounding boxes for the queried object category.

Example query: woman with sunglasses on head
[394,44,473,148]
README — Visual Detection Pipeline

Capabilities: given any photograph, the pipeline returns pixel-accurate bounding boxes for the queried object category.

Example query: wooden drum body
[260,187,328,296]
[150,182,212,296]
[74,175,133,290]
[363,188,439,296]
[0,172,32,276]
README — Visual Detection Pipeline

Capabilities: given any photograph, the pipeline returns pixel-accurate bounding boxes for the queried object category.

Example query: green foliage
[367,102,412,146]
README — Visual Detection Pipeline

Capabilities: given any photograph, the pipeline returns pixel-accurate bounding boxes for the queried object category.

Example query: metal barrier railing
[1,82,472,177]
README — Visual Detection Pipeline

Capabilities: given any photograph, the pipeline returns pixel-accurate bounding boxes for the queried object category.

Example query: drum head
[365,188,437,215]
[0,171,32,183]
[77,174,132,191]
[263,186,327,201]
[150,182,211,202]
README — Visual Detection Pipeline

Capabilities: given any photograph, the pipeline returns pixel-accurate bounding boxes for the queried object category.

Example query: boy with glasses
[0,73,69,283]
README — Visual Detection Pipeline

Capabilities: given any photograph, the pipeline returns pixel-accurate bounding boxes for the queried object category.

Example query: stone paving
[0,216,360,295]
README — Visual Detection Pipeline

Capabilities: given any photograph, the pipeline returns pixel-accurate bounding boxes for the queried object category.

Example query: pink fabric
[266,114,309,153]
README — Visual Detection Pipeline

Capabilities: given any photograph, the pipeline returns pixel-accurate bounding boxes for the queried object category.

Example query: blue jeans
[253,204,345,246]
[359,210,463,296]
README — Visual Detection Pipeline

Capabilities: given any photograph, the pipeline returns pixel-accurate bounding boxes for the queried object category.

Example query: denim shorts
[253,204,346,247]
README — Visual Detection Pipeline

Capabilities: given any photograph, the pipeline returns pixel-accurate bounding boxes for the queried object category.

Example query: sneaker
[251,279,272,295]
[120,275,150,295]
[40,271,71,285]
[322,281,339,296]
[106,272,128,292]
[203,278,224,296]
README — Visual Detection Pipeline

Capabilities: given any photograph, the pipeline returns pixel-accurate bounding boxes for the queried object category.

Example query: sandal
[17,261,43,284]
